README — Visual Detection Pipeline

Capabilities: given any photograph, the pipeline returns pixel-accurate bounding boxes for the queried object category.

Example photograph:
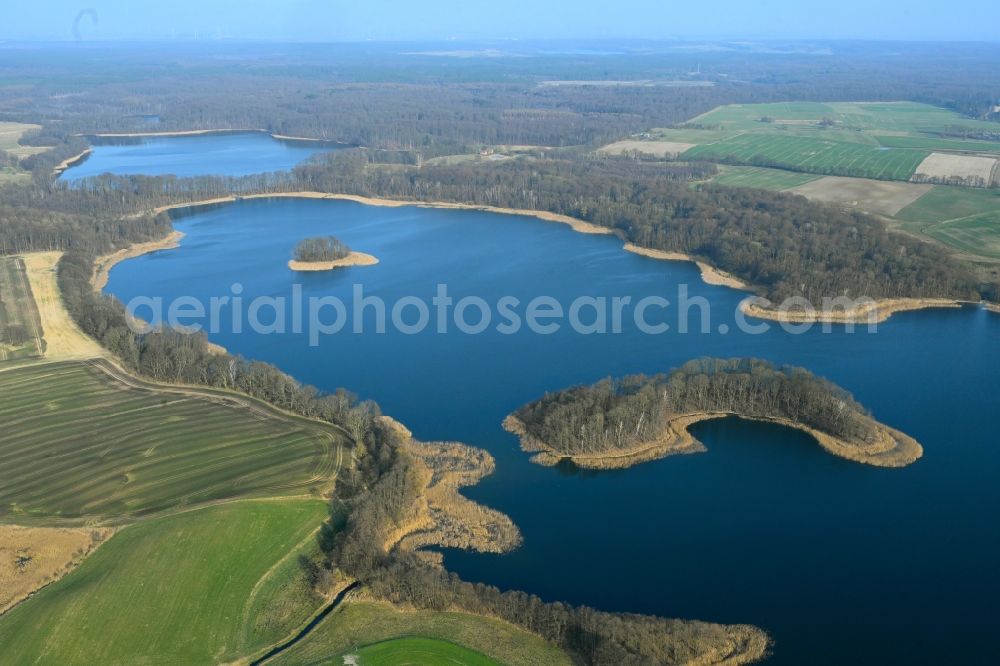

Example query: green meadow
[0,500,329,664]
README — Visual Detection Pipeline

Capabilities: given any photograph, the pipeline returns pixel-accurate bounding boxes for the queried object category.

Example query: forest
[513,358,881,456]
[293,236,351,263]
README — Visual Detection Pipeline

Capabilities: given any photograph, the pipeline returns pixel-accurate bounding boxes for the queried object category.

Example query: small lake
[105,196,1000,665]
[58,132,336,181]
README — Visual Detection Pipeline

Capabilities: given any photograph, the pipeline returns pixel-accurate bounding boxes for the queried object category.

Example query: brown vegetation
[0,525,113,614]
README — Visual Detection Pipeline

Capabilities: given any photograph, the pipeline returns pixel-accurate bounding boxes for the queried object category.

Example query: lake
[58,132,336,181]
[105,196,1000,665]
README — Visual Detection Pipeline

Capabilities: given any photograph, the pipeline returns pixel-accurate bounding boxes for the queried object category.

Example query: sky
[2,0,999,42]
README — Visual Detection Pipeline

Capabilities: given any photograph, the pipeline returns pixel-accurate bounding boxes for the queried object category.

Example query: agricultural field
[0,256,45,364]
[710,165,820,190]
[0,360,346,523]
[0,500,329,664]
[896,186,1000,259]
[619,101,1000,185]
[684,133,930,181]
[0,122,44,184]
[787,176,933,217]
[270,601,574,666]
[345,637,501,665]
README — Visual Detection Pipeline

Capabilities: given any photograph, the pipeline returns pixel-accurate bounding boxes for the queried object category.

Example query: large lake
[106,197,1000,665]
[58,132,335,181]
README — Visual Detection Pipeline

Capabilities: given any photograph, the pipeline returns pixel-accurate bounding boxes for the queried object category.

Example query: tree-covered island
[505,358,922,469]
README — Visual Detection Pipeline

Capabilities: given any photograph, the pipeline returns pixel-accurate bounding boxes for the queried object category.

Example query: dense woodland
[515,358,879,456]
[3,42,999,151]
[293,236,350,263]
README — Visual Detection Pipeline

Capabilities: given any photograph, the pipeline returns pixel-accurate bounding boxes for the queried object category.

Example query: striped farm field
[0,256,45,364]
[0,499,329,664]
[920,212,1000,259]
[711,166,820,190]
[0,360,346,523]
[684,134,929,181]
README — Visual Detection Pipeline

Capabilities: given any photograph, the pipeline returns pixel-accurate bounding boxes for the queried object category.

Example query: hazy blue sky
[3,0,999,42]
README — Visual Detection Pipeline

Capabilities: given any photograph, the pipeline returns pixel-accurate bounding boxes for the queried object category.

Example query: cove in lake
[58,132,337,182]
[105,197,1000,665]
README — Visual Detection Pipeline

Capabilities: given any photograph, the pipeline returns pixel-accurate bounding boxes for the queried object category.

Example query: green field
[690,101,1000,135]
[711,165,820,190]
[634,101,1000,185]
[875,134,1000,155]
[893,186,1000,259]
[896,185,1000,223]
[685,133,929,181]
[347,637,500,665]
[0,257,45,364]
[270,601,573,666]
[0,499,329,664]
[0,361,345,523]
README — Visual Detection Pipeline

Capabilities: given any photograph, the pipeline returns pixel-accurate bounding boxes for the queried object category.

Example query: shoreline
[151,191,616,236]
[738,296,971,325]
[82,128,342,144]
[91,230,184,292]
[504,412,922,471]
[623,242,750,290]
[288,251,379,271]
[52,148,93,177]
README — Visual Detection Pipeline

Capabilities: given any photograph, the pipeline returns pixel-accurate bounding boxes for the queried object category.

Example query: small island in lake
[505,358,922,470]
[288,235,379,271]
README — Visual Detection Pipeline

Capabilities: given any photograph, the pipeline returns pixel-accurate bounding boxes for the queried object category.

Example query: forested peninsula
[506,358,922,469]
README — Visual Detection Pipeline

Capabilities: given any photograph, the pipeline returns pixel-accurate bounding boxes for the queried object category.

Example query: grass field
[0,122,43,158]
[710,165,820,190]
[921,213,1000,259]
[0,360,345,523]
[347,637,501,665]
[0,122,44,184]
[690,101,1000,135]
[0,257,45,364]
[270,601,573,666]
[628,102,1000,187]
[684,133,929,181]
[875,134,1000,155]
[0,500,329,664]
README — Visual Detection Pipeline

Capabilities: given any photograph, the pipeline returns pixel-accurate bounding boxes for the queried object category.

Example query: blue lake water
[105,197,1000,665]
[58,132,336,181]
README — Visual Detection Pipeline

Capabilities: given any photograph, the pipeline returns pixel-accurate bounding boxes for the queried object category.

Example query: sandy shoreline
[151,191,616,235]
[738,296,970,325]
[288,251,379,271]
[52,148,93,176]
[92,230,184,291]
[623,242,750,290]
[504,412,922,470]
[83,128,341,144]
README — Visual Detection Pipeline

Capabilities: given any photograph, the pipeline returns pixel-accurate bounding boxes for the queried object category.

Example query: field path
[20,252,106,363]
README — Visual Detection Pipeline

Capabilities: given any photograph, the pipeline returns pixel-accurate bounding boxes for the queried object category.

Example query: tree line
[514,358,880,456]
[293,236,350,263]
